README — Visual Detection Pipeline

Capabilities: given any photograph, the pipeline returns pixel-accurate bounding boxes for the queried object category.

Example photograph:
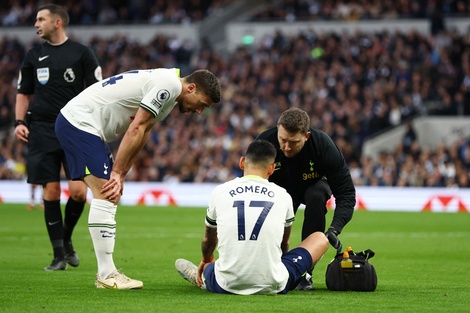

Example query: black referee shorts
[26,120,70,184]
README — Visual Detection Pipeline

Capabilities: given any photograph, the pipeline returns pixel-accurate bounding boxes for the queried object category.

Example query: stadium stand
[248,0,469,21]
[0,0,235,26]
[0,0,469,187]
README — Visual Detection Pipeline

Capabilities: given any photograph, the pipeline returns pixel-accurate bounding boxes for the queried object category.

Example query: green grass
[0,203,469,313]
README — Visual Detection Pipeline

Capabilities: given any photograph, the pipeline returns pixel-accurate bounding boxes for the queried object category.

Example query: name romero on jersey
[229,185,275,198]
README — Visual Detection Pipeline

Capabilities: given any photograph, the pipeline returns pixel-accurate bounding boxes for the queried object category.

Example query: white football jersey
[206,175,295,295]
[61,68,181,143]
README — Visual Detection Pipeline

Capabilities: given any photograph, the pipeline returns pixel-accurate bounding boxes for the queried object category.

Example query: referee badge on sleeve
[37,67,49,85]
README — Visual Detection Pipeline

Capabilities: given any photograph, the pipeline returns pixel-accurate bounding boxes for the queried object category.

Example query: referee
[14,4,102,271]
[256,107,356,290]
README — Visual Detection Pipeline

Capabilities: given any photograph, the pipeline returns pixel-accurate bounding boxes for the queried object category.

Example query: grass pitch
[0,203,469,313]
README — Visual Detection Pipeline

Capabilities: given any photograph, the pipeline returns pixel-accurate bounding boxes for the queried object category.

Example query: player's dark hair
[38,4,70,28]
[277,107,310,134]
[245,140,277,167]
[186,69,221,104]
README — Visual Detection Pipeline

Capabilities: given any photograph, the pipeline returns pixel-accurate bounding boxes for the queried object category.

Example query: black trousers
[295,179,332,241]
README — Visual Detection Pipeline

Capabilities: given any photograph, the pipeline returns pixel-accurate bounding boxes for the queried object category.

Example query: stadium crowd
[249,0,469,21]
[1,0,469,26]
[0,1,469,188]
[0,0,234,26]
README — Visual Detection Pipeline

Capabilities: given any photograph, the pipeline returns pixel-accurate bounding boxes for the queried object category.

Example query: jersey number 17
[233,200,273,241]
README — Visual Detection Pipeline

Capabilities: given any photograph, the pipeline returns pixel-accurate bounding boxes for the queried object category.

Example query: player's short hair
[245,140,277,167]
[185,69,221,104]
[38,4,70,28]
[277,107,310,134]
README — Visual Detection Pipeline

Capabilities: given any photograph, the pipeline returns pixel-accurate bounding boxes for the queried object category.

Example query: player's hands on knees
[102,171,123,204]
[14,124,29,142]
[325,226,342,251]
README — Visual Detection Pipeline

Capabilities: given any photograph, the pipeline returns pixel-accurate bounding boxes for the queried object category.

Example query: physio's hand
[325,226,342,251]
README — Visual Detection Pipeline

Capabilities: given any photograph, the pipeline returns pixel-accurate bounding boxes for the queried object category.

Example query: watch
[14,119,26,127]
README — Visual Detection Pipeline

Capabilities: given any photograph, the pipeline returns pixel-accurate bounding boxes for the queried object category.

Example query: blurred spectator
[402,121,418,154]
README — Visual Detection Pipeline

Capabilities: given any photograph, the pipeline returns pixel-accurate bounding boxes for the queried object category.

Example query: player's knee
[69,187,88,202]
[299,231,328,250]
[70,190,87,202]
[310,232,329,259]
[70,194,87,202]
[43,182,61,200]
[316,231,329,248]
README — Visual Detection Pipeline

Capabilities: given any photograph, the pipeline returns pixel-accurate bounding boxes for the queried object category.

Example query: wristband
[14,119,26,127]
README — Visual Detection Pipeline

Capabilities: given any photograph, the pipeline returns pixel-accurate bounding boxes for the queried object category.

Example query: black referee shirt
[17,39,100,123]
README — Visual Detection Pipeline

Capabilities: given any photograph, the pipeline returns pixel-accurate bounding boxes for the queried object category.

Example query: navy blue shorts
[55,113,113,180]
[203,262,232,294]
[280,247,313,293]
[203,247,312,294]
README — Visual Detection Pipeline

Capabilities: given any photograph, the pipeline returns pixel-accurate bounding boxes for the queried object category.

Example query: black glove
[325,226,342,252]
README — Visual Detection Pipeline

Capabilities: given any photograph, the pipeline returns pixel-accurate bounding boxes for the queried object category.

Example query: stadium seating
[0,0,469,187]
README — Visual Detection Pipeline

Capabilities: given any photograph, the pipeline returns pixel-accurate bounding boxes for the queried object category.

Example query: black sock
[63,197,86,242]
[43,199,64,258]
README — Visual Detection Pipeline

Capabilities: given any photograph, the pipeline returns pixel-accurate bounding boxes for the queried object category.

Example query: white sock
[88,199,118,279]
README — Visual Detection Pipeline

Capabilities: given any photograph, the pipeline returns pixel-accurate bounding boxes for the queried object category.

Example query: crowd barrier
[0,181,468,213]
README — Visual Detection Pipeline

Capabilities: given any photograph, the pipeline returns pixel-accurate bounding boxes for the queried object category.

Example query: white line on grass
[0,232,203,241]
[1,231,469,241]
